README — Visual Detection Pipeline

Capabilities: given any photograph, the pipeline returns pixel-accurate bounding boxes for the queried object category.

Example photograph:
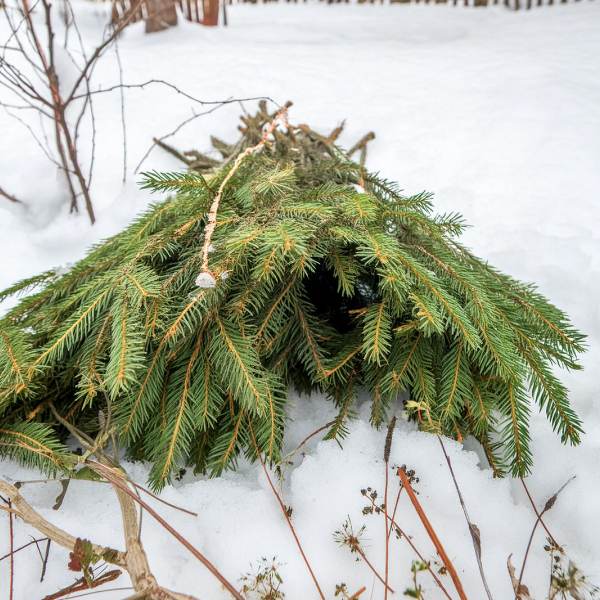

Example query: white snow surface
[1,3,600,599]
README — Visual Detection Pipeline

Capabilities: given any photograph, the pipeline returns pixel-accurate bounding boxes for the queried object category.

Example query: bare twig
[0,184,22,203]
[40,537,51,581]
[0,537,47,562]
[115,38,127,184]
[383,417,396,600]
[387,484,403,539]
[64,587,135,599]
[277,419,335,490]
[438,434,494,600]
[41,569,122,600]
[63,0,145,106]
[355,544,393,593]
[516,477,574,597]
[8,498,14,600]
[520,478,561,548]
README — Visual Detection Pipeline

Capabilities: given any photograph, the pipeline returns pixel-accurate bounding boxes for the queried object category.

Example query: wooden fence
[109,0,595,30]
[227,0,593,7]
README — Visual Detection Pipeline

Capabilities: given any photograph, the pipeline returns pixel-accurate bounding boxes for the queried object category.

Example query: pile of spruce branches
[0,102,585,489]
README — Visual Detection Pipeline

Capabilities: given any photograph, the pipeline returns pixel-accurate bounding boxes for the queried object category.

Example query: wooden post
[203,0,219,25]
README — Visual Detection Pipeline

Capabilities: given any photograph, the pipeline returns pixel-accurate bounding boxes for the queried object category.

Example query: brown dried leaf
[507,554,533,600]
[68,538,85,572]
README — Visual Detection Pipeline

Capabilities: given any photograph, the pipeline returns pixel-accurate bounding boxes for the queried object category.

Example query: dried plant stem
[388,486,403,538]
[384,464,390,599]
[520,478,560,547]
[40,538,51,581]
[278,419,335,489]
[437,435,493,600]
[362,493,452,600]
[41,569,122,600]
[6,474,196,517]
[8,498,14,600]
[0,537,47,563]
[199,102,293,277]
[0,185,22,204]
[354,545,394,593]
[398,467,468,600]
[248,419,326,600]
[383,417,396,600]
[291,420,336,456]
[516,477,574,597]
[348,587,367,600]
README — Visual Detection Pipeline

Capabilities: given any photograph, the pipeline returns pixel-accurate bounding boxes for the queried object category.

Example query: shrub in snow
[0,103,585,490]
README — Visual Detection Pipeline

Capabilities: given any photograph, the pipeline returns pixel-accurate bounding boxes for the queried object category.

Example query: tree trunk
[146,0,178,33]
[203,0,219,26]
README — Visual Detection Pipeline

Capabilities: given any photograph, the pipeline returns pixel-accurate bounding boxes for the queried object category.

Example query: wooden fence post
[203,0,219,24]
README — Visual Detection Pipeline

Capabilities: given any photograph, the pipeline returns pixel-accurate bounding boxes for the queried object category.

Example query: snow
[1,2,600,599]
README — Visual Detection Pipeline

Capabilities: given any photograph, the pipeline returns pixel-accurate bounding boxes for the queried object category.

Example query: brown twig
[438,435,493,600]
[0,185,22,204]
[520,478,560,548]
[348,587,367,600]
[40,538,51,581]
[398,467,468,600]
[291,420,336,456]
[248,418,326,600]
[41,569,122,600]
[277,419,335,489]
[0,537,47,562]
[75,461,197,517]
[355,544,394,593]
[388,485,403,539]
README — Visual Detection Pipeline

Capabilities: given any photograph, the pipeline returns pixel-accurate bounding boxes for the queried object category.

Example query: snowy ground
[1,2,600,599]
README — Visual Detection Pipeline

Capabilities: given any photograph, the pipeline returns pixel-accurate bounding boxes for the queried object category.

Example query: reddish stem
[398,467,468,600]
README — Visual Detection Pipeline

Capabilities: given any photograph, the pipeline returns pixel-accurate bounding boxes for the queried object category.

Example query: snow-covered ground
[1,2,599,599]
